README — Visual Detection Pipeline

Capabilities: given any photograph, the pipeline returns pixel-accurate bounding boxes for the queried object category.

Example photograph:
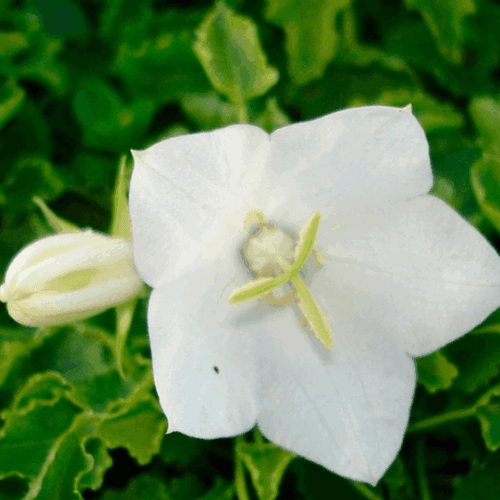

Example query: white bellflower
[129,106,500,484]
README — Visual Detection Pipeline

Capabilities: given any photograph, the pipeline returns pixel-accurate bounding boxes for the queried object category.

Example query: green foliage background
[1,0,500,498]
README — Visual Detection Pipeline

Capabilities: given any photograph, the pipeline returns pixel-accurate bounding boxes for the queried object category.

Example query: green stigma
[230,212,333,350]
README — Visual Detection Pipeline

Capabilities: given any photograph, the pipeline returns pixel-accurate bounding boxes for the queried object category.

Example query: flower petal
[267,105,433,223]
[129,125,271,287]
[256,306,415,484]
[146,252,260,438]
[317,195,500,357]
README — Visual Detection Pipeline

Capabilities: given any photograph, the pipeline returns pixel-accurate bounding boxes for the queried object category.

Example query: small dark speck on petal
[213,366,219,374]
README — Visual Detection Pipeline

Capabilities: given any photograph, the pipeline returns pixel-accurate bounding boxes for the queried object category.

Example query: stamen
[231,211,333,350]
[244,210,267,232]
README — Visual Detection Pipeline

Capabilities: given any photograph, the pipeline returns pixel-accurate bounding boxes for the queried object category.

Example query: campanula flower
[129,105,500,484]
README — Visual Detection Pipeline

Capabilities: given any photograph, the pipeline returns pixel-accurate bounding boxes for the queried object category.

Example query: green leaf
[100,475,170,500]
[193,1,279,108]
[452,443,500,499]
[0,158,64,210]
[160,433,208,467]
[181,91,237,130]
[0,372,81,478]
[76,438,112,492]
[31,0,88,37]
[114,26,211,103]
[476,403,500,451]
[0,32,29,57]
[22,412,100,500]
[15,33,68,94]
[0,80,25,133]
[470,96,500,149]
[445,332,500,393]
[254,97,290,133]
[237,441,295,500]
[98,395,167,465]
[73,78,154,151]
[470,148,500,234]
[196,478,234,500]
[416,350,458,393]
[382,458,416,500]
[265,0,351,84]
[403,0,476,64]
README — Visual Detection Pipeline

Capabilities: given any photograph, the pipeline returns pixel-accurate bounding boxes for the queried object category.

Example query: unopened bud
[0,230,143,327]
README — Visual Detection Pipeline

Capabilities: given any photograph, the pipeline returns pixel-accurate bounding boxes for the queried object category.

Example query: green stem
[234,437,250,500]
[236,98,249,124]
[416,440,432,500]
[348,481,386,500]
[407,406,476,434]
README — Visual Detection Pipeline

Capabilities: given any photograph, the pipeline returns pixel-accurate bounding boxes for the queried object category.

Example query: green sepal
[110,156,132,240]
[236,439,295,500]
[32,196,81,233]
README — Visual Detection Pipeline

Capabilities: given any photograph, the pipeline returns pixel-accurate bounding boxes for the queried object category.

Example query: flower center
[230,210,333,350]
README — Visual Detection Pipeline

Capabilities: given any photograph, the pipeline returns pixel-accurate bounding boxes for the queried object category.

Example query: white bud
[0,230,143,327]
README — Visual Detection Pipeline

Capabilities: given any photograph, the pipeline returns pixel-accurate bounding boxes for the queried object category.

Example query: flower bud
[0,230,143,327]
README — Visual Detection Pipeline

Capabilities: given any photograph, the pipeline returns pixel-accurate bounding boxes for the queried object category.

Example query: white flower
[0,230,143,327]
[129,105,500,484]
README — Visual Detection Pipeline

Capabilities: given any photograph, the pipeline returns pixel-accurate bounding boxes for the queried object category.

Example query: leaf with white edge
[265,0,351,84]
[403,0,476,64]
[416,351,458,393]
[471,148,500,234]
[76,437,112,493]
[97,395,167,465]
[237,441,295,500]
[476,403,500,451]
[22,411,99,500]
[193,1,279,107]
[469,96,500,148]
[0,373,81,479]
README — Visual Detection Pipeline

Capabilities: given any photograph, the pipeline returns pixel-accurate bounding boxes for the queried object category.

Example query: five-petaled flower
[129,105,500,484]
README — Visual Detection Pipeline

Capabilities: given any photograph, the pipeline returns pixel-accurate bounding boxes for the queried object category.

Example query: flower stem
[407,406,476,434]
[416,440,432,500]
[234,437,250,500]
[348,481,386,500]
[236,98,249,124]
